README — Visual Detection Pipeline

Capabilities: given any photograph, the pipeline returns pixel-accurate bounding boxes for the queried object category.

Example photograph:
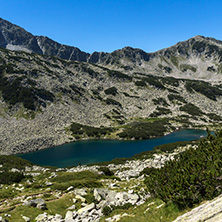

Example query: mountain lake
[17,129,207,168]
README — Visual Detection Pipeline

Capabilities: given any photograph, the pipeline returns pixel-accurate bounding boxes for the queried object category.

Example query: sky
[1,0,222,53]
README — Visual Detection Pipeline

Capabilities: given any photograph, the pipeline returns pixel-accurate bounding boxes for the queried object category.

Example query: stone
[76,195,86,202]
[0,217,9,222]
[24,198,46,210]
[74,188,87,196]
[22,216,31,222]
[65,211,73,220]
[67,186,73,191]
[35,213,48,222]
[45,181,53,186]
[78,203,95,215]
[94,189,101,202]
[67,204,76,210]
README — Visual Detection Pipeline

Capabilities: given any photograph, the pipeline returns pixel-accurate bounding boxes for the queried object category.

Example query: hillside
[0,18,222,154]
[0,46,222,154]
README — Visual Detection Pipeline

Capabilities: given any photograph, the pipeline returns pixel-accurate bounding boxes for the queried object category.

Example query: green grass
[100,198,189,222]
[50,171,102,191]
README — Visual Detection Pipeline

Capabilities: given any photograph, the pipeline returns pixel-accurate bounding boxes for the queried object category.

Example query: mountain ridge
[1,17,222,82]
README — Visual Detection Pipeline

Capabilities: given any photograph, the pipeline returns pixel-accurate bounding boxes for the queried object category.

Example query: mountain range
[0,17,222,155]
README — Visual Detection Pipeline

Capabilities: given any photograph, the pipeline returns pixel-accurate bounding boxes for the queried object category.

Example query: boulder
[67,204,76,210]
[22,216,31,222]
[94,189,101,202]
[76,195,86,202]
[65,211,73,220]
[75,188,87,196]
[78,203,95,215]
[24,198,46,210]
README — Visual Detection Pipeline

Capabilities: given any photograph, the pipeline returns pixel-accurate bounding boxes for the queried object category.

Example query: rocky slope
[0,18,222,155]
[0,46,222,154]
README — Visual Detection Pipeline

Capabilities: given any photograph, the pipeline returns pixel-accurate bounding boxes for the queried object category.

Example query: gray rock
[67,204,76,210]
[22,216,31,222]
[76,195,86,202]
[24,198,46,210]
[65,211,73,220]
[75,188,87,196]
[78,203,95,215]
[67,186,73,191]
[93,189,101,202]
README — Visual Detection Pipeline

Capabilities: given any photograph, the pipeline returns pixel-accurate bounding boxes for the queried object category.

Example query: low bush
[105,98,122,107]
[152,98,169,106]
[0,155,33,170]
[70,123,113,137]
[135,80,147,87]
[185,80,222,101]
[0,172,25,184]
[118,119,175,140]
[104,87,118,96]
[168,94,186,104]
[100,167,114,176]
[180,103,204,116]
[144,130,222,208]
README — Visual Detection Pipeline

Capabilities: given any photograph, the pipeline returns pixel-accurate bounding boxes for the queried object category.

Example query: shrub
[105,98,122,107]
[0,172,25,184]
[100,167,114,176]
[180,64,197,72]
[104,87,118,96]
[70,123,113,137]
[180,103,203,116]
[168,94,186,104]
[0,155,33,170]
[102,206,112,216]
[118,119,175,140]
[152,98,169,106]
[150,107,172,117]
[107,70,132,81]
[135,80,147,87]
[185,80,222,101]
[145,130,222,208]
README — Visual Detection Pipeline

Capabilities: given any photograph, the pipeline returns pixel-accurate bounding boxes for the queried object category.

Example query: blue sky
[1,0,222,53]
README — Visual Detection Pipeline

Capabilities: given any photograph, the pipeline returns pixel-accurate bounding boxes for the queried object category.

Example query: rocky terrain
[0,18,222,154]
[0,143,199,222]
[1,141,222,222]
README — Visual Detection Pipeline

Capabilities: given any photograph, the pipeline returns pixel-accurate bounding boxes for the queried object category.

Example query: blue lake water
[17,129,207,168]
